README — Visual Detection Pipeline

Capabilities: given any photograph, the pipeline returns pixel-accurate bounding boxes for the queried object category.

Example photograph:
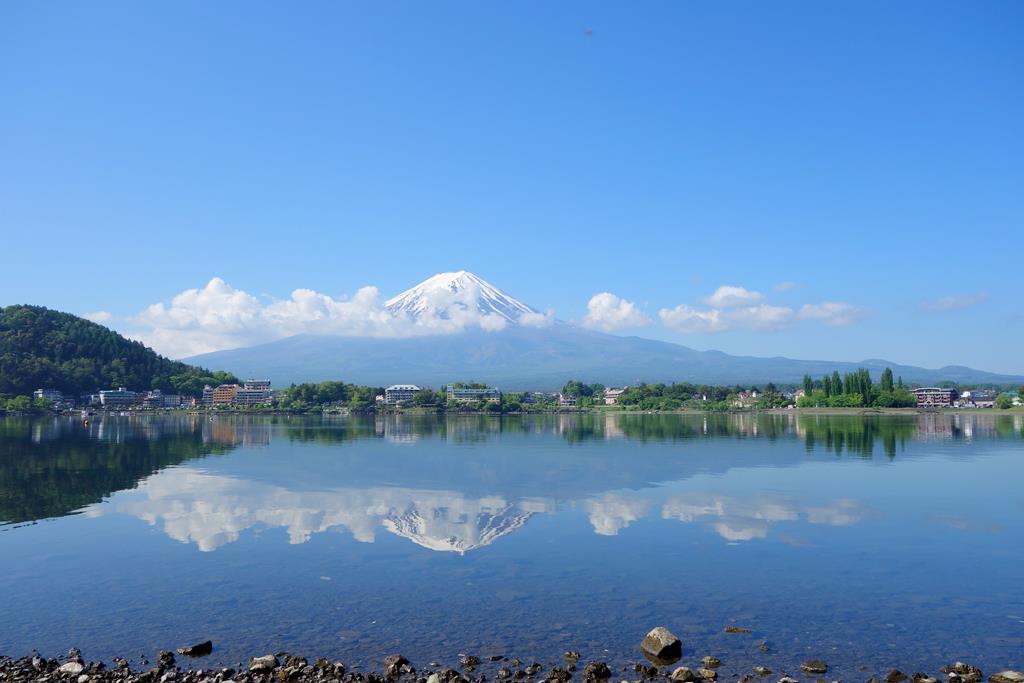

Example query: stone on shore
[670,667,696,682]
[176,641,213,658]
[59,662,86,675]
[989,673,1024,683]
[640,627,682,661]
[249,655,279,673]
[584,662,611,682]
[384,654,409,678]
[697,668,718,681]
[801,660,828,675]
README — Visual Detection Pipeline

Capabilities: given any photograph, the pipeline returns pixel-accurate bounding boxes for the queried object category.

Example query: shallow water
[1,413,1022,677]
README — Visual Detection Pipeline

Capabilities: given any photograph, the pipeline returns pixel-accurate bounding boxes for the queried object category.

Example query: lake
[1,413,1022,678]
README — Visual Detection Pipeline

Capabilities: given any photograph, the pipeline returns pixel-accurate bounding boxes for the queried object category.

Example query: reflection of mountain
[104,468,553,553]
[5,412,1020,548]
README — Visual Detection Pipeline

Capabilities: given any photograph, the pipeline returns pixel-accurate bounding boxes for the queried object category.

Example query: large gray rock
[989,673,1024,683]
[249,656,279,673]
[59,662,85,676]
[640,627,682,661]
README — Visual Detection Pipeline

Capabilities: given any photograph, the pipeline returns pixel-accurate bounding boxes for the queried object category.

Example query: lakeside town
[12,374,1024,416]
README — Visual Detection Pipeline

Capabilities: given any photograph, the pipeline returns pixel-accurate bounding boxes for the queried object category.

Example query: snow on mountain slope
[385,270,538,323]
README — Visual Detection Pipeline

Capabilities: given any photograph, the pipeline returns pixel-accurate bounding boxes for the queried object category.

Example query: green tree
[802,375,813,396]
[832,371,843,396]
[995,393,1014,410]
[880,367,894,393]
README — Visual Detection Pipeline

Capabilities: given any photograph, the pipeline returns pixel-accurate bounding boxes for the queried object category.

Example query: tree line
[798,367,916,408]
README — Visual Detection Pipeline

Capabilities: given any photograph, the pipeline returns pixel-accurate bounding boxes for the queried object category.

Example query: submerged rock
[459,656,481,669]
[801,661,828,675]
[702,658,721,670]
[753,668,772,677]
[725,627,752,634]
[176,641,213,658]
[887,671,909,683]
[697,668,718,681]
[640,627,682,662]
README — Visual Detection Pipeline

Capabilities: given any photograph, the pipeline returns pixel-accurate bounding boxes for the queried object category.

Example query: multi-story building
[445,385,501,402]
[911,387,958,407]
[557,393,577,407]
[33,389,64,404]
[603,388,627,405]
[235,387,271,406]
[99,388,138,407]
[143,391,183,409]
[384,384,421,405]
[201,385,215,406]
[232,379,272,405]
[211,384,240,405]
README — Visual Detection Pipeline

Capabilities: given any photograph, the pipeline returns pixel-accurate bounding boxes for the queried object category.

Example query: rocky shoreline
[2,629,1021,683]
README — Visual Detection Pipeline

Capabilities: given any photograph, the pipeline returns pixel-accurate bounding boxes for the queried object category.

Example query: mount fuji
[185,271,1024,389]
[384,270,539,324]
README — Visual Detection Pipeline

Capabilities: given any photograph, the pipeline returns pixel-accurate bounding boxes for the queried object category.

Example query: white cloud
[703,285,763,308]
[774,281,800,292]
[519,308,556,328]
[659,303,794,333]
[581,292,651,331]
[658,304,726,333]
[729,304,796,331]
[83,310,112,323]
[798,301,866,327]
[130,277,538,358]
[920,293,990,312]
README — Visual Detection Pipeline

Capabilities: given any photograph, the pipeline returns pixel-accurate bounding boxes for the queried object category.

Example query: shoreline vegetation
[2,638,1021,683]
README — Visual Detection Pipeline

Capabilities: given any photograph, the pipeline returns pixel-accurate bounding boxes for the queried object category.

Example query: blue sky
[2,1,1022,371]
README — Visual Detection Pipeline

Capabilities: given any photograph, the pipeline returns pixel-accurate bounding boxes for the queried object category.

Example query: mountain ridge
[185,323,1024,389]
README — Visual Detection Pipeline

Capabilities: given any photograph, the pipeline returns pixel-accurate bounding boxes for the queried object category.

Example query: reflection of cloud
[930,514,1002,534]
[584,494,652,536]
[104,469,553,553]
[661,494,867,542]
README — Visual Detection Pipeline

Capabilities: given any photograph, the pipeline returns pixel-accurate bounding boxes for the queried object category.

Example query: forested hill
[0,305,236,397]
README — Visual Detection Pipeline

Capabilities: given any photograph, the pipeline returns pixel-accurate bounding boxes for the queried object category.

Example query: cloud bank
[659,285,865,334]
[130,277,552,358]
[581,292,651,331]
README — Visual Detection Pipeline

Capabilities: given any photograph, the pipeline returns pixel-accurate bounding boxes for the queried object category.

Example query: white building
[33,389,64,404]
[446,385,501,402]
[385,384,421,404]
[603,387,627,405]
[100,388,138,407]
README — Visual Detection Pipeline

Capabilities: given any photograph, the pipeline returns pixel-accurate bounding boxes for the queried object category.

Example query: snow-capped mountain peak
[385,271,538,323]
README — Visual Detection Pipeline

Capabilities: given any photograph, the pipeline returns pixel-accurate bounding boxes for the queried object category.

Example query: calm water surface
[1,413,1022,677]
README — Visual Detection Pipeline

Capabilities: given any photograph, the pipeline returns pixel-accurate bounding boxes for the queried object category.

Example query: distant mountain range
[186,272,1024,389]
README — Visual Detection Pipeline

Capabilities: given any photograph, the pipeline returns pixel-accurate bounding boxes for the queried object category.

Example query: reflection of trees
[796,415,918,458]
[0,417,233,525]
